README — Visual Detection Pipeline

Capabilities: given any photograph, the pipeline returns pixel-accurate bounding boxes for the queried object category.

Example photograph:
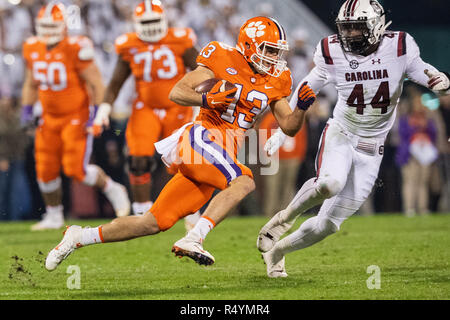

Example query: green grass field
[1,214,449,300]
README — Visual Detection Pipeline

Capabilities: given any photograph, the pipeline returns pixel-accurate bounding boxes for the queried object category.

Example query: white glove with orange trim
[89,102,111,137]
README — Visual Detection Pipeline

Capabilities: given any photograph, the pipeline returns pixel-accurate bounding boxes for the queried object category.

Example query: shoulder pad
[78,46,95,61]
[25,37,39,45]
[115,34,129,47]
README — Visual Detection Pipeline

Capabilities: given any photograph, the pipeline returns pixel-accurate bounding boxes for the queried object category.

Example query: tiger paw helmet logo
[245,21,266,39]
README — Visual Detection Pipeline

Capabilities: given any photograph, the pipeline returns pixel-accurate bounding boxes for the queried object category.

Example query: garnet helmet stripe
[350,0,359,17]
[345,0,355,18]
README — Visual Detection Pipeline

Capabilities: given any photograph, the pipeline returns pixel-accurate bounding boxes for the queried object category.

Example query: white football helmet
[133,0,168,42]
[335,0,392,55]
[36,1,67,45]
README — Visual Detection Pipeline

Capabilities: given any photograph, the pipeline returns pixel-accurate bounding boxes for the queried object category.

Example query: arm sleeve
[289,42,330,111]
[114,34,131,63]
[22,40,32,69]
[196,41,220,69]
[404,32,439,87]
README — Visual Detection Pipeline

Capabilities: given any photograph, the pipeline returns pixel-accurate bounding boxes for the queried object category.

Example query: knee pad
[316,176,344,198]
[38,177,62,193]
[319,195,364,230]
[316,215,340,235]
[128,156,157,176]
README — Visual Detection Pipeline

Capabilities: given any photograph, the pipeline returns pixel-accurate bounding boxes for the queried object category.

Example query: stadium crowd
[0,0,449,223]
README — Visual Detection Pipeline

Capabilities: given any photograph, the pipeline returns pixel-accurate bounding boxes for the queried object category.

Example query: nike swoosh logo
[210,100,222,105]
[265,85,273,89]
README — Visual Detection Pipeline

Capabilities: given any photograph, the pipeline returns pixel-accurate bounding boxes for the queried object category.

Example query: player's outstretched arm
[89,57,131,136]
[404,33,450,95]
[103,56,132,106]
[424,69,450,95]
[270,82,316,137]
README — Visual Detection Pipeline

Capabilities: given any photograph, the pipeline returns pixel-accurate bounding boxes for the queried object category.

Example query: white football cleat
[262,249,288,278]
[257,212,296,252]
[104,182,130,217]
[172,231,215,266]
[257,229,278,253]
[45,225,83,271]
[31,212,64,231]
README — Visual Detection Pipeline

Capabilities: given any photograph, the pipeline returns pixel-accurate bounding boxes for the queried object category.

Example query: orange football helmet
[236,16,289,77]
[134,0,168,42]
[36,1,67,45]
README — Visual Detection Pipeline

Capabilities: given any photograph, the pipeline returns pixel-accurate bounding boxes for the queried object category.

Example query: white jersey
[290,31,438,137]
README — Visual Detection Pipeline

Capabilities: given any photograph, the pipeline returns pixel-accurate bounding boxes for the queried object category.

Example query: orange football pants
[35,109,92,183]
[150,123,253,231]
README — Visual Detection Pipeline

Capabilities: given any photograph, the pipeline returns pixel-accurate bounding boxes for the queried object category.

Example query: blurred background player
[257,0,450,278]
[259,111,308,218]
[21,1,130,230]
[91,0,201,227]
[44,16,316,271]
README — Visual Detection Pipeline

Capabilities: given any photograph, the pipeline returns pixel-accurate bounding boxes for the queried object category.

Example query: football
[195,78,236,98]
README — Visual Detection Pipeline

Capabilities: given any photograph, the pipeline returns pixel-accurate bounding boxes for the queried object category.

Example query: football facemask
[134,0,168,42]
[36,2,67,45]
[335,0,391,55]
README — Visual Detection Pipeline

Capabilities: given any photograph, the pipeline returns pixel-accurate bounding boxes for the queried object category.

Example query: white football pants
[274,118,385,252]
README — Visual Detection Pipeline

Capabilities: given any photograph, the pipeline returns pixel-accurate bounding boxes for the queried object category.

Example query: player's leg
[257,122,351,251]
[172,174,255,265]
[46,170,214,271]
[128,155,156,214]
[126,106,162,215]
[171,124,255,265]
[161,105,200,231]
[61,119,130,217]
[264,144,384,278]
[45,211,160,271]
[32,123,64,231]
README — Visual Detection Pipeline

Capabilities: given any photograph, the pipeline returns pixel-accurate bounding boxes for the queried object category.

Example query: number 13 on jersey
[220,83,269,129]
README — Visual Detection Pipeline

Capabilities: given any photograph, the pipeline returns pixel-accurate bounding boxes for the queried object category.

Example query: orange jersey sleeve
[70,35,95,71]
[23,36,92,116]
[115,28,197,109]
[23,37,39,70]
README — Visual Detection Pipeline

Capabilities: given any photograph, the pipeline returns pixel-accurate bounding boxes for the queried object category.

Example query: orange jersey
[23,36,94,116]
[115,28,197,109]
[196,41,292,151]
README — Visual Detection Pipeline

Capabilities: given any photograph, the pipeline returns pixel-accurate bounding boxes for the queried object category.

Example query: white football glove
[90,102,111,137]
[425,69,450,93]
[264,129,286,156]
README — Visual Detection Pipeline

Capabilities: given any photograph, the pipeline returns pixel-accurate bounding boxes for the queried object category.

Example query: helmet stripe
[345,0,355,18]
[44,1,57,17]
[270,17,286,41]
[145,0,153,13]
[350,0,358,17]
